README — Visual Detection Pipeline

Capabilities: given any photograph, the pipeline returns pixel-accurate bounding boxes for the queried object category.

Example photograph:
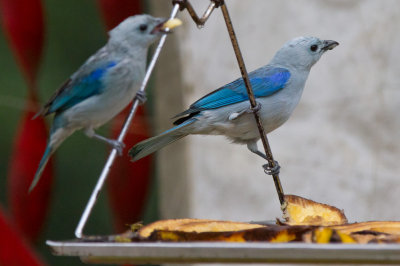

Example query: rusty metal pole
[219,1,285,205]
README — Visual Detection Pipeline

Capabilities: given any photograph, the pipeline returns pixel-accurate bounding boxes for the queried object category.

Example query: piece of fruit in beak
[161,18,182,31]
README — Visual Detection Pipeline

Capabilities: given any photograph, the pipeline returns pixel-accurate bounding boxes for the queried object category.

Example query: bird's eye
[310,44,318,52]
[139,24,148,32]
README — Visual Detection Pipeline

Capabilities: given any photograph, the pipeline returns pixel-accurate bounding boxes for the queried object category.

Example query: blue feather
[177,67,290,117]
[50,114,67,133]
[48,61,117,114]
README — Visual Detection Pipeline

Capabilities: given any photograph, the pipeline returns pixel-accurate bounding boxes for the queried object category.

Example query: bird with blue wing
[29,15,182,192]
[129,37,338,170]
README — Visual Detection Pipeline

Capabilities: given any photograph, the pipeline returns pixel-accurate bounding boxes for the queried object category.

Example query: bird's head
[108,14,181,48]
[271,36,339,70]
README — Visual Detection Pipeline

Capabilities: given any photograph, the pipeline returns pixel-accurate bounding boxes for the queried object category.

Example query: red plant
[97,0,141,30]
[0,0,44,87]
[0,0,53,243]
[108,107,153,232]
[0,206,46,265]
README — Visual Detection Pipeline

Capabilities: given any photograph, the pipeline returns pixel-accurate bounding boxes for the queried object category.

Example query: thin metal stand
[74,4,180,239]
[220,3,284,205]
[176,0,285,205]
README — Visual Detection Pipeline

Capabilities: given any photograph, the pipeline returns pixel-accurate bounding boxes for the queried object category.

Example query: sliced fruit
[282,195,347,226]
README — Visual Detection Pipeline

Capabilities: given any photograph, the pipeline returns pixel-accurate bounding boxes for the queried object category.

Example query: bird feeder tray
[46,240,400,264]
[48,195,400,264]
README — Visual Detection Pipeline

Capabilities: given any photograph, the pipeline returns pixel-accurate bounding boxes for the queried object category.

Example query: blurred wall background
[151,0,400,224]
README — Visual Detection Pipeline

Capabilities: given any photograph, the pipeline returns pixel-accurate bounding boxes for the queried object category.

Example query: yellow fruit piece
[130,222,143,232]
[332,221,400,235]
[283,195,347,226]
[312,228,356,244]
[337,231,357,243]
[219,234,246,242]
[157,231,181,241]
[114,236,132,243]
[269,231,297,243]
[162,18,182,30]
[314,228,333,243]
[138,219,265,238]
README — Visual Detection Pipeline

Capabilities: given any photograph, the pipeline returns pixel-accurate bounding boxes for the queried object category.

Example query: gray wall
[151,0,400,224]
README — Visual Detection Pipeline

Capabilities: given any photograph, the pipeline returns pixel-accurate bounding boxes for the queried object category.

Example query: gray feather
[129,118,195,161]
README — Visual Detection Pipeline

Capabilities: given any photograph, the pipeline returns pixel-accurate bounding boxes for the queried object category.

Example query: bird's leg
[247,142,280,175]
[85,128,125,156]
[135,91,147,104]
[228,101,262,120]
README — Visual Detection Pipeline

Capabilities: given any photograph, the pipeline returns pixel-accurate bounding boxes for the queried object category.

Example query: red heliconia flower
[97,0,141,30]
[108,107,152,232]
[0,0,44,87]
[0,205,46,265]
[0,0,53,242]
[7,108,53,242]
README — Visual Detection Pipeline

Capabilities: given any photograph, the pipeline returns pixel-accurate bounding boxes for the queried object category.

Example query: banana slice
[162,18,183,30]
[138,218,265,238]
[282,194,348,226]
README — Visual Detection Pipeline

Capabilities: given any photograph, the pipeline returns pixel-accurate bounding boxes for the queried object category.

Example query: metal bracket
[172,0,221,26]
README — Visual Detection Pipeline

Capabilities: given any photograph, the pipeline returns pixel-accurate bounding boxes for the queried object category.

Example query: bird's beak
[151,18,182,34]
[321,40,339,51]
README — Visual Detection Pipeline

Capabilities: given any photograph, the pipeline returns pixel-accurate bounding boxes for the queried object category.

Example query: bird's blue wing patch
[47,61,117,114]
[188,67,290,112]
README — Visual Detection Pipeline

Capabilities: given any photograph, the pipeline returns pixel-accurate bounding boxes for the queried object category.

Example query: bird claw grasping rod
[263,161,281,176]
[135,91,147,104]
[85,128,125,156]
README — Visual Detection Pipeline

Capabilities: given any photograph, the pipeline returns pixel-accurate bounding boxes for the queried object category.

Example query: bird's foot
[248,101,262,114]
[86,129,126,155]
[109,140,126,156]
[263,160,281,176]
[135,91,147,104]
[228,102,262,120]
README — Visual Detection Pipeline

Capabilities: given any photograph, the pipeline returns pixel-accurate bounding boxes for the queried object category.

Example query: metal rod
[219,2,285,205]
[173,0,218,26]
[185,1,216,26]
[74,4,181,239]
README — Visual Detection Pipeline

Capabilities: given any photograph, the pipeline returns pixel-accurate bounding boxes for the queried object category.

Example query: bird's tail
[29,117,73,192]
[129,118,195,161]
[29,144,54,192]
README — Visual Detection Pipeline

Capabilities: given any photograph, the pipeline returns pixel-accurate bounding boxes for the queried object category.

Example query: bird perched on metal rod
[129,37,338,172]
[29,15,182,192]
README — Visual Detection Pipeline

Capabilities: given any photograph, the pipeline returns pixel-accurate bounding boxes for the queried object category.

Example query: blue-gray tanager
[129,37,338,168]
[30,15,181,191]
